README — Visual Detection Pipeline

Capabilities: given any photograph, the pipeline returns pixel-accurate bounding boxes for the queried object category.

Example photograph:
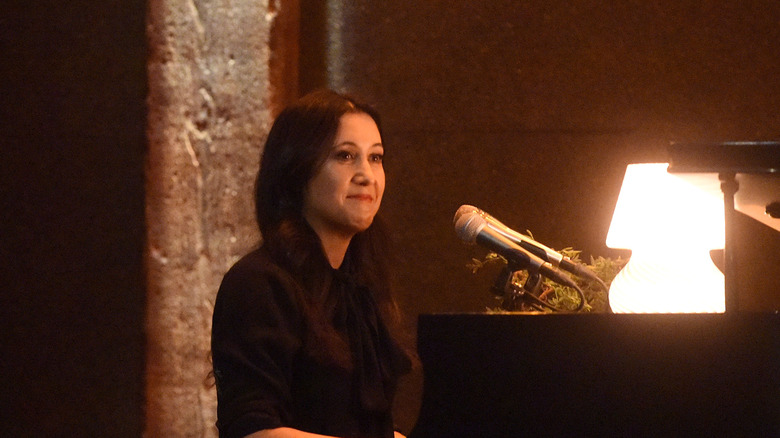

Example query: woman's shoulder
[211,247,307,365]
[215,247,302,316]
[221,246,291,285]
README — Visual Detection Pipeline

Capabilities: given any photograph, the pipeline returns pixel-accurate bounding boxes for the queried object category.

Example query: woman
[211,89,412,438]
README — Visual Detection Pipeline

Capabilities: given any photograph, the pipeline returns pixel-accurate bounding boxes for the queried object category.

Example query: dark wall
[300,1,780,430]
[0,1,147,435]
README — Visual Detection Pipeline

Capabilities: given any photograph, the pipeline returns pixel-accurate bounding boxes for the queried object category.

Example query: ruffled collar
[330,260,410,413]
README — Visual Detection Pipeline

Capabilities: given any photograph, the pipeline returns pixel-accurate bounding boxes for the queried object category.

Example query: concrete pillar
[144,1,297,435]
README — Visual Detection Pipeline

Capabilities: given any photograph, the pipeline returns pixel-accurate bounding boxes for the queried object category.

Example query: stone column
[144,1,297,436]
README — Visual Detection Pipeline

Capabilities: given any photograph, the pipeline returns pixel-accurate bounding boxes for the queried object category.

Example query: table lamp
[606,163,725,313]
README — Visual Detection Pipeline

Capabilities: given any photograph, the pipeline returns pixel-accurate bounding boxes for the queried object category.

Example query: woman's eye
[370,153,384,163]
[334,150,353,161]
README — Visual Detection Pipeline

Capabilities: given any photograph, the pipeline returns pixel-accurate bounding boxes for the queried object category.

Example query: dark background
[2,0,778,435]
[1,1,147,436]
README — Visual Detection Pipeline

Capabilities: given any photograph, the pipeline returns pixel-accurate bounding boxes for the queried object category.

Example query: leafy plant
[468,235,627,313]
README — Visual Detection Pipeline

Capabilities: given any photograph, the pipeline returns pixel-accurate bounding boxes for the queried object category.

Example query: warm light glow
[607,163,725,313]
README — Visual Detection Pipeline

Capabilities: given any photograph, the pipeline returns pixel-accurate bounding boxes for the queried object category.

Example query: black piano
[409,312,779,437]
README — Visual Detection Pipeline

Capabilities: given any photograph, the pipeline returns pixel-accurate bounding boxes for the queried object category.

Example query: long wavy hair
[254,89,404,367]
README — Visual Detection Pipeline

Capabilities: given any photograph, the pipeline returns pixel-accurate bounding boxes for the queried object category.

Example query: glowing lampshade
[606,163,725,313]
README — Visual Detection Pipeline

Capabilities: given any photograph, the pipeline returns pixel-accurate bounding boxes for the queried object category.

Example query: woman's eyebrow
[333,141,384,148]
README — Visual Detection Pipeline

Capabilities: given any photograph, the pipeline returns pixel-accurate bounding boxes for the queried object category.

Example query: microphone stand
[492,264,563,312]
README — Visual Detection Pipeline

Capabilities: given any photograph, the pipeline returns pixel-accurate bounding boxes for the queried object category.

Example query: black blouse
[211,246,410,438]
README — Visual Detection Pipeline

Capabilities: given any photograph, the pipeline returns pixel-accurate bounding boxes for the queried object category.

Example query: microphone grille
[454,212,485,244]
[453,204,481,224]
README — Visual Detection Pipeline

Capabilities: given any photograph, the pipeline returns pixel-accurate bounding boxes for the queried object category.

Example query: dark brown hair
[254,89,402,367]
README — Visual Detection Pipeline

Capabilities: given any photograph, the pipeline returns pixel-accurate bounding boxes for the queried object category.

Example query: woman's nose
[353,158,375,184]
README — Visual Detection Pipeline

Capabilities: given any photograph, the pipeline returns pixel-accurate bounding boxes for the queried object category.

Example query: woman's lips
[347,194,373,202]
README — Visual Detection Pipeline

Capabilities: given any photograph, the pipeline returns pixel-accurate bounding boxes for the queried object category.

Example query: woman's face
[303,112,385,239]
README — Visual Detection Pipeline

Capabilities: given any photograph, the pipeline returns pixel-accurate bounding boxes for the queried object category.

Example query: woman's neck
[314,229,353,269]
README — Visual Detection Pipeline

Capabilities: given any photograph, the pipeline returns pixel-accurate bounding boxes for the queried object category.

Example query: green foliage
[466,252,507,273]
[470,236,627,313]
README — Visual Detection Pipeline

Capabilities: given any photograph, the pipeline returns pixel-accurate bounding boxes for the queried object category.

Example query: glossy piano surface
[410,312,779,438]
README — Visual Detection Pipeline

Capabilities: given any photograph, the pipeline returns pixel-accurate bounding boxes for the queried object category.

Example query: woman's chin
[346,215,377,234]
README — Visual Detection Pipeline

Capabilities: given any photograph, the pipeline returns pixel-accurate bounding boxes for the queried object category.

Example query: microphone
[454,211,580,290]
[454,205,607,289]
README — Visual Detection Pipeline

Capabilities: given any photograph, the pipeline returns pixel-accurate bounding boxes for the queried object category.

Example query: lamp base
[609,251,725,313]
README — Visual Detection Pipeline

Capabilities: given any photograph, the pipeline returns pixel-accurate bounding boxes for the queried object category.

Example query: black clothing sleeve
[211,249,304,437]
